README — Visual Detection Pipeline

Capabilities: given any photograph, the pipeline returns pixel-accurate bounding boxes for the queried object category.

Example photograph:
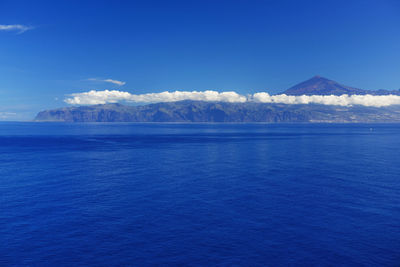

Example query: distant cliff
[35,101,400,123]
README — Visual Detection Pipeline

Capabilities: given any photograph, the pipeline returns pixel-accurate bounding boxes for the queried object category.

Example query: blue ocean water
[1,123,400,266]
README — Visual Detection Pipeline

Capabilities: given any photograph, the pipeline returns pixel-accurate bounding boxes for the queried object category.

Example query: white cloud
[0,112,17,119]
[0,24,33,34]
[64,90,400,107]
[64,90,247,105]
[252,93,400,107]
[88,78,126,86]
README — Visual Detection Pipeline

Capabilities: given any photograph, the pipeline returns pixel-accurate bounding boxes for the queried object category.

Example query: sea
[1,122,399,266]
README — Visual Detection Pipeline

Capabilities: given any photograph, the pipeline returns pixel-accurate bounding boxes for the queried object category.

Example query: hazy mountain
[282,76,400,96]
[35,101,400,123]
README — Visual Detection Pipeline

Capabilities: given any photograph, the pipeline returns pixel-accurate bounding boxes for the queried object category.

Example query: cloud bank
[252,93,400,107]
[88,78,126,86]
[0,24,33,33]
[65,90,246,105]
[64,90,400,107]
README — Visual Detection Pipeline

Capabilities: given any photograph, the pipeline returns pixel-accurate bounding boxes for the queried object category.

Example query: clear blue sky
[1,0,399,120]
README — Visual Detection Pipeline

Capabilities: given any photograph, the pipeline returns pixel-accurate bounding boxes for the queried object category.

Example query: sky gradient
[1,0,400,120]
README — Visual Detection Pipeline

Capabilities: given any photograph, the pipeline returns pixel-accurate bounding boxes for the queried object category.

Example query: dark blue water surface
[1,123,400,266]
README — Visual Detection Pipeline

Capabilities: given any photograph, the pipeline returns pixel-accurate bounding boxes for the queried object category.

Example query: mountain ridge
[35,101,400,123]
[35,76,400,123]
[282,76,400,96]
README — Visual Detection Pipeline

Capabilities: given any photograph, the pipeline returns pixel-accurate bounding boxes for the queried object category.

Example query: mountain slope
[35,101,400,123]
[282,76,400,96]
